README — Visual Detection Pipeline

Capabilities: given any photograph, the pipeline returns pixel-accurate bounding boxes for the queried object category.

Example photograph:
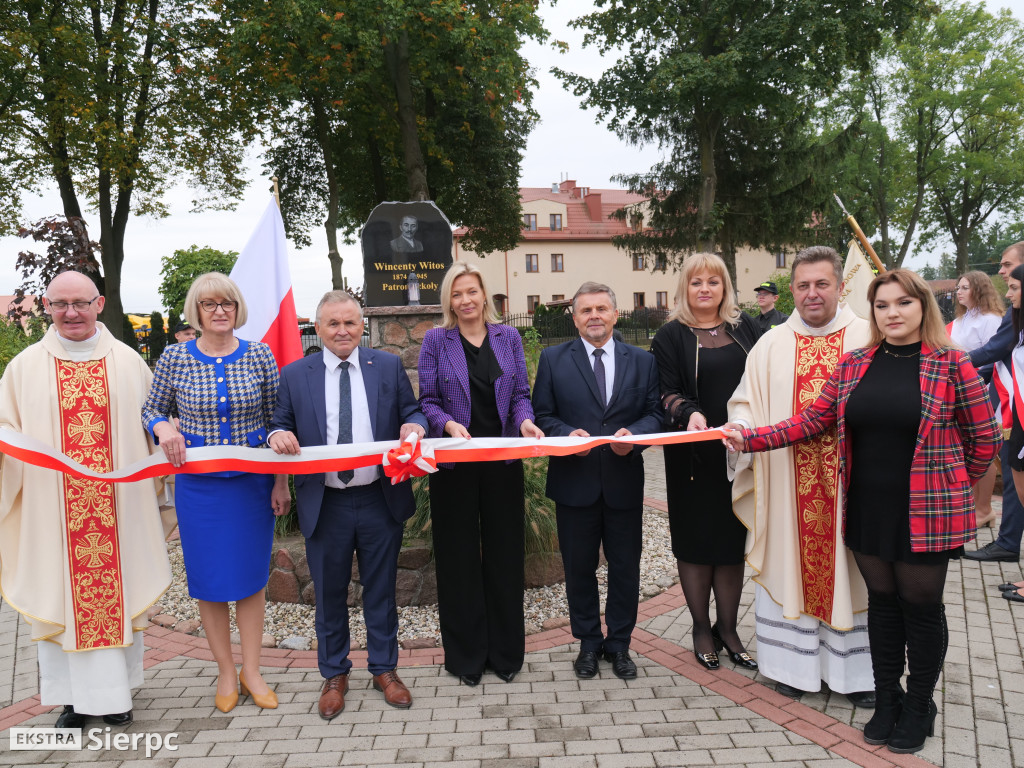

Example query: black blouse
[461,333,503,437]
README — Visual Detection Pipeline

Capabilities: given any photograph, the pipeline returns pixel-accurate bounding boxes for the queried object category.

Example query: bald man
[0,271,170,728]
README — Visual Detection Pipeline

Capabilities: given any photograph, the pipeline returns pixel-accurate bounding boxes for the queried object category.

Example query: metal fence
[502,307,670,348]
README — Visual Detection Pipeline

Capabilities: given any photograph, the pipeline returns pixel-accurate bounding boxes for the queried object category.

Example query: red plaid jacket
[744,344,1001,553]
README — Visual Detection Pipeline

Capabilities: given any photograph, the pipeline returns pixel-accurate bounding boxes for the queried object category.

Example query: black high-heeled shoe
[711,624,758,670]
[887,699,937,754]
[693,650,720,670]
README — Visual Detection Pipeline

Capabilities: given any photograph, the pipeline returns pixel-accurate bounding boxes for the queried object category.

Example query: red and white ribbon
[0,426,726,484]
[382,433,438,484]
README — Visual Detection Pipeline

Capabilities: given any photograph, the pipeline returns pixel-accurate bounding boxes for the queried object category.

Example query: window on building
[634,292,646,308]
[523,213,537,231]
[632,253,644,271]
[493,294,508,316]
[776,251,786,269]
[656,291,668,310]
[527,295,540,314]
[655,254,667,272]
[551,253,564,272]
[550,213,563,231]
[630,213,643,232]
[525,253,539,273]
[552,294,565,302]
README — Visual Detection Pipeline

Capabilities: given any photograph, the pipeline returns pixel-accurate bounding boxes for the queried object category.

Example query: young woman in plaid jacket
[725,269,1000,755]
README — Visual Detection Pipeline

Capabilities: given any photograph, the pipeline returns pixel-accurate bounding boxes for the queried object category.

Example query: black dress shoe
[494,669,518,683]
[998,582,1024,591]
[775,682,805,699]
[102,710,133,726]
[1004,589,1024,603]
[55,705,86,729]
[459,673,482,686]
[694,651,720,670]
[846,690,876,708]
[964,542,1018,562]
[573,649,600,679]
[711,624,758,670]
[603,649,637,680]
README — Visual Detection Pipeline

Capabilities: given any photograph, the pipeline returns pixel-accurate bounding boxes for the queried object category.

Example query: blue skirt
[175,473,275,601]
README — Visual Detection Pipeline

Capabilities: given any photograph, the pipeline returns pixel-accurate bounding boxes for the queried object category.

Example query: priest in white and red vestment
[0,272,170,726]
[727,247,875,704]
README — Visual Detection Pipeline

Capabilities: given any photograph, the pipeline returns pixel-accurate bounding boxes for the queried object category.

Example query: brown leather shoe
[372,670,412,709]
[318,674,348,720]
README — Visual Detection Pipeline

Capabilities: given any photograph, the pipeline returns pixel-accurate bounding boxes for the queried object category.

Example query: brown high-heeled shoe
[239,670,278,709]
[214,673,239,713]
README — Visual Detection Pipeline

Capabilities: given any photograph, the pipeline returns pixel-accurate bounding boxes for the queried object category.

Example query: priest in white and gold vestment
[0,271,170,726]
[727,246,875,704]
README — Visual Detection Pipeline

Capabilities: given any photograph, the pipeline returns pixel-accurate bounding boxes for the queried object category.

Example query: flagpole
[271,176,281,209]
[833,194,886,273]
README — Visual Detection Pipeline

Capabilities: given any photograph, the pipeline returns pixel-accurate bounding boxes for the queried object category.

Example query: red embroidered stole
[55,359,125,649]
[791,331,845,623]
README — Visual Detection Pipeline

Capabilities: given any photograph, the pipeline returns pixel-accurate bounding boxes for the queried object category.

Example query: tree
[158,246,239,315]
[556,0,927,280]
[915,4,1024,274]
[14,216,103,319]
[148,311,167,359]
[217,0,547,288]
[0,0,256,339]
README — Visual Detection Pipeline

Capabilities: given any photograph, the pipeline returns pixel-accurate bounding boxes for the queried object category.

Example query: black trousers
[429,460,525,675]
[556,497,643,653]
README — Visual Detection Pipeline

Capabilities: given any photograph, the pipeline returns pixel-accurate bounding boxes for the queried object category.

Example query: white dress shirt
[951,308,1002,352]
[581,336,615,405]
[324,346,377,488]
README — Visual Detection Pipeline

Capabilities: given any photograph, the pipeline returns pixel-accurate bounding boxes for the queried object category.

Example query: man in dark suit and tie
[532,281,661,680]
[269,290,428,720]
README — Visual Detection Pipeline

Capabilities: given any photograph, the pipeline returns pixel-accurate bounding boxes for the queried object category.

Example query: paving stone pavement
[0,448,1022,768]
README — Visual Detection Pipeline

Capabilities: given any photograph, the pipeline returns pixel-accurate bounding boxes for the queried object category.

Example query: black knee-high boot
[863,592,906,745]
[888,600,945,754]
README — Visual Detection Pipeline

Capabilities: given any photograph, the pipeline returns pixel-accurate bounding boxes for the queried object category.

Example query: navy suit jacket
[969,307,1015,369]
[271,347,428,538]
[532,338,661,509]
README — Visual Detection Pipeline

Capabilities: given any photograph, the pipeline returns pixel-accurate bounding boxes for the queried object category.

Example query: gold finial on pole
[271,176,281,209]
[834,194,886,273]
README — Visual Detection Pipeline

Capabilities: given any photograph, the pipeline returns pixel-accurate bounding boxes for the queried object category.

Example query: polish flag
[230,197,303,369]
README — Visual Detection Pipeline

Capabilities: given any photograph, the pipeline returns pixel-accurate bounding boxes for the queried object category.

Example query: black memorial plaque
[362,201,453,307]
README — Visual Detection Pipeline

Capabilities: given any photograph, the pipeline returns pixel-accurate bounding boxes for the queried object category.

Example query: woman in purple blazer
[418,262,543,686]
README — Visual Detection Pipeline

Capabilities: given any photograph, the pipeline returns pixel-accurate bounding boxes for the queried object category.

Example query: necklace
[882,343,920,359]
[692,321,724,337]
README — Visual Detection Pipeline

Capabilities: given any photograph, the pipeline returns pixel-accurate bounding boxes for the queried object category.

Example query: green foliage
[14,216,103,319]
[149,311,167,360]
[215,0,547,286]
[167,309,182,338]
[273,476,301,537]
[0,319,42,376]
[556,0,928,280]
[918,253,958,281]
[521,326,542,388]
[404,458,558,555]
[121,316,139,353]
[159,246,239,315]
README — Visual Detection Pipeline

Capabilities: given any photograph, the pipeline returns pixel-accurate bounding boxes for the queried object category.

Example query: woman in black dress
[725,269,1000,754]
[650,253,762,670]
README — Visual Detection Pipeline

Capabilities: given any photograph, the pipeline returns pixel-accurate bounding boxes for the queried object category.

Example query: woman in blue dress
[143,272,290,713]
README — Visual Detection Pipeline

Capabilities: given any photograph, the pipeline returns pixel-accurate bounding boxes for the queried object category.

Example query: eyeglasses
[198,300,238,313]
[48,296,100,312]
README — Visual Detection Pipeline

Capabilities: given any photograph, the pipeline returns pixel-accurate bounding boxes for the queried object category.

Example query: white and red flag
[230,197,303,368]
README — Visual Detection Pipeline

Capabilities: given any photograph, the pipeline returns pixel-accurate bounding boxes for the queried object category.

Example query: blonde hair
[183,272,248,329]
[954,270,1004,318]
[438,262,499,329]
[667,253,742,326]
[867,269,953,350]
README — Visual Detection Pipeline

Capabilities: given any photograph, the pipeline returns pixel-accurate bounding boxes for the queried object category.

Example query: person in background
[964,242,1024,562]
[174,321,197,343]
[143,272,290,714]
[725,269,999,754]
[650,254,762,670]
[418,262,543,686]
[753,280,789,332]
[950,270,1004,528]
[998,266,1024,602]
[533,281,661,682]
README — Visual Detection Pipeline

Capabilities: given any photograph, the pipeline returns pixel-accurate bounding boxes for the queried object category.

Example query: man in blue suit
[533,282,661,680]
[965,242,1024,562]
[269,290,428,720]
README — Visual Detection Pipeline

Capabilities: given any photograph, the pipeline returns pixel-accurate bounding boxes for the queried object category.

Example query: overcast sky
[0,1,1020,316]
